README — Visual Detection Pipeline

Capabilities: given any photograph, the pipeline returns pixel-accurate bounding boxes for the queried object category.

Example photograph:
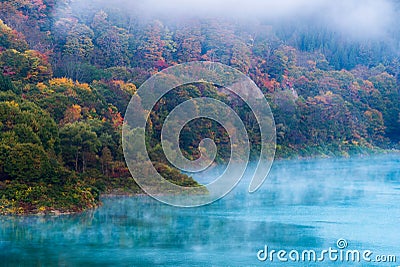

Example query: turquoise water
[1,155,399,266]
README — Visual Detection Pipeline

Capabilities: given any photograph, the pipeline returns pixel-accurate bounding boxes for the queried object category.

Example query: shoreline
[274,148,400,161]
[1,150,399,216]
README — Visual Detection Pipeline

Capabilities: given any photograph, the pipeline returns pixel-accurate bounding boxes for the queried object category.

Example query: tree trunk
[75,150,79,172]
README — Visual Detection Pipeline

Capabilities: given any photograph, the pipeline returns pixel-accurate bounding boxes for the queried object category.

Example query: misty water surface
[1,154,399,266]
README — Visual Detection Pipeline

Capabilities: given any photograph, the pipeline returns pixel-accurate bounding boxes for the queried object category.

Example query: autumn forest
[0,0,399,214]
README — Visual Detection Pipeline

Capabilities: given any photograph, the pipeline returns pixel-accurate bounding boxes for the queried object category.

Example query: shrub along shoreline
[1,149,398,216]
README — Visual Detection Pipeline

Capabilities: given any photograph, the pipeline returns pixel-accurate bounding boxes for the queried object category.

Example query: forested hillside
[0,0,399,214]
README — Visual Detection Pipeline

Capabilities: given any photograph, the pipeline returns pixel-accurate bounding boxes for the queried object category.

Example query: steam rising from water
[1,155,399,266]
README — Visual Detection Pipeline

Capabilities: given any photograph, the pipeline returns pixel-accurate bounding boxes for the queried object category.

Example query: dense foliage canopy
[0,0,399,213]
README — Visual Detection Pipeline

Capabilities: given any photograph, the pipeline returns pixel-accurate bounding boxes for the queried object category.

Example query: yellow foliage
[38,206,47,212]
[314,91,334,105]
[48,79,92,95]
[37,82,47,92]
[76,81,92,92]
[17,207,25,214]
[49,77,74,88]
[0,198,17,215]
[112,80,137,94]
[5,100,19,108]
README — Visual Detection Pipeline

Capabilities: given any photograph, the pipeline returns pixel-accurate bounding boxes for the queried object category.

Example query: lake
[1,154,399,266]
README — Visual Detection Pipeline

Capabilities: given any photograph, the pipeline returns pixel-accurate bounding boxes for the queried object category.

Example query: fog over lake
[1,154,399,266]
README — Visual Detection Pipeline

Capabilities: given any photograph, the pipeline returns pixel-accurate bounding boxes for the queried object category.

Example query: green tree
[0,72,17,93]
[4,143,49,182]
[64,23,94,60]
[59,122,101,173]
[91,11,130,68]
[0,49,52,82]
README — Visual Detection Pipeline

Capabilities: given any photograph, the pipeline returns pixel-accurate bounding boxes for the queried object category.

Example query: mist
[2,123,399,265]
[66,0,396,39]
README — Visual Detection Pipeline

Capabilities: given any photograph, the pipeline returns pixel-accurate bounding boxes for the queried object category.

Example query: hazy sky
[69,0,396,39]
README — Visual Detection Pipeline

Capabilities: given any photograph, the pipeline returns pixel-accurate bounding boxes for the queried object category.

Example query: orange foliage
[108,107,123,128]
[61,104,82,124]
[36,82,47,92]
